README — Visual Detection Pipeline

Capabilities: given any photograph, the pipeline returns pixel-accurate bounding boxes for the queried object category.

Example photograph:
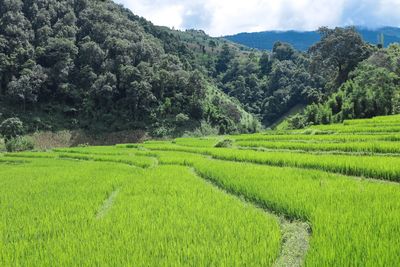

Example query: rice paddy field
[2,114,400,266]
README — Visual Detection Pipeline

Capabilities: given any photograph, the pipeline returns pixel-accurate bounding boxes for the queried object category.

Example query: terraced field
[1,114,400,266]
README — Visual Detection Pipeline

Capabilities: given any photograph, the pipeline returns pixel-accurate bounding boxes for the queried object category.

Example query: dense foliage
[204,42,317,125]
[292,44,400,128]
[206,27,373,126]
[0,0,398,135]
[0,117,24,141]
[0,117,34,152]
[0,0,258,136]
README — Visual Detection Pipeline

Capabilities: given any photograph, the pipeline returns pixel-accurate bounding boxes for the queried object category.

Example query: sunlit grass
[0,158,280,266]
[2,114,400,266]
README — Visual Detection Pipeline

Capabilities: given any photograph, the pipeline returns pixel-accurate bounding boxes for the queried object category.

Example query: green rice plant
[137,150,206,166]
[0,156,29,165]
[4,151,58,158]
[181,156,400,266]
[119,148,400,266]
[308,124,400,133]
[235,140,400,154]
[291,114,400,133]
[57,153,155,168]
[343,114,400,125]
[0,158,281,266]
[3,113,400,266]
[140,143,400,182]
[54,146,133,155]
[173,137,221,147]
[0,158,129,265]
[115,143,140,148]
[232,133,400,142]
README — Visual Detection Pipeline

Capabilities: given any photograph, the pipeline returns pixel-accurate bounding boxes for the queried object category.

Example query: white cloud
[376,0,400,25]
[119,1,185,29]
[114,0,400,36]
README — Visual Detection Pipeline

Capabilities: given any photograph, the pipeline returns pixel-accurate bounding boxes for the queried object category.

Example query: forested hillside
[0,0,399,138]
[205,27,380,126]
[218,26,399,129]
[0,0,259,136]
[288,40,400,129]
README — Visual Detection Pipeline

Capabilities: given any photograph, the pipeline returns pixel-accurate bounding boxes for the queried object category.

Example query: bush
[5,136,34,152]
[214,139,233,148]
[287,114,306,129]
[0,117,24,141]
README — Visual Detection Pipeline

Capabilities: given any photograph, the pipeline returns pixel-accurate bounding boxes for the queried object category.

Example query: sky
[114,0,400,36]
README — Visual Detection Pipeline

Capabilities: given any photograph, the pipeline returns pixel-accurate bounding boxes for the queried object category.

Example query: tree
[91,72,117,103]
[310,27,371,87]
[42,37,78,94]
[0,0,34,95]
[208,40,217,52]
[175,113,189,126]
[7,64,47,111]
[272,42,295,61]
[0,117,24,141]
[302,62,400,126]
[216,44,234,74]
[78,37,105,71]
[126,80,156,122]
[287,113,307,129]
[259,52,271,75]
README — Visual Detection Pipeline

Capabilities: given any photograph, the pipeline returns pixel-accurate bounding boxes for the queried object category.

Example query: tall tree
[272,42,295,61]
[309,27,372,88]
[216,44,234,74]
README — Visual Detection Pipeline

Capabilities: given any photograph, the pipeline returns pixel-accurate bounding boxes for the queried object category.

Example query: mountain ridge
[225,26,400,51]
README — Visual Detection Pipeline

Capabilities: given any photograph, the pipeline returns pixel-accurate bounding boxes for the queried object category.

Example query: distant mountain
[225,26,400,51]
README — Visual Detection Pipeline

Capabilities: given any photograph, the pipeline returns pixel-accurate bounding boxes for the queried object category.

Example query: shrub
[287,114,307,129]
[215,139,233,148]
[5,136,34,152]
[0,117,24,141]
